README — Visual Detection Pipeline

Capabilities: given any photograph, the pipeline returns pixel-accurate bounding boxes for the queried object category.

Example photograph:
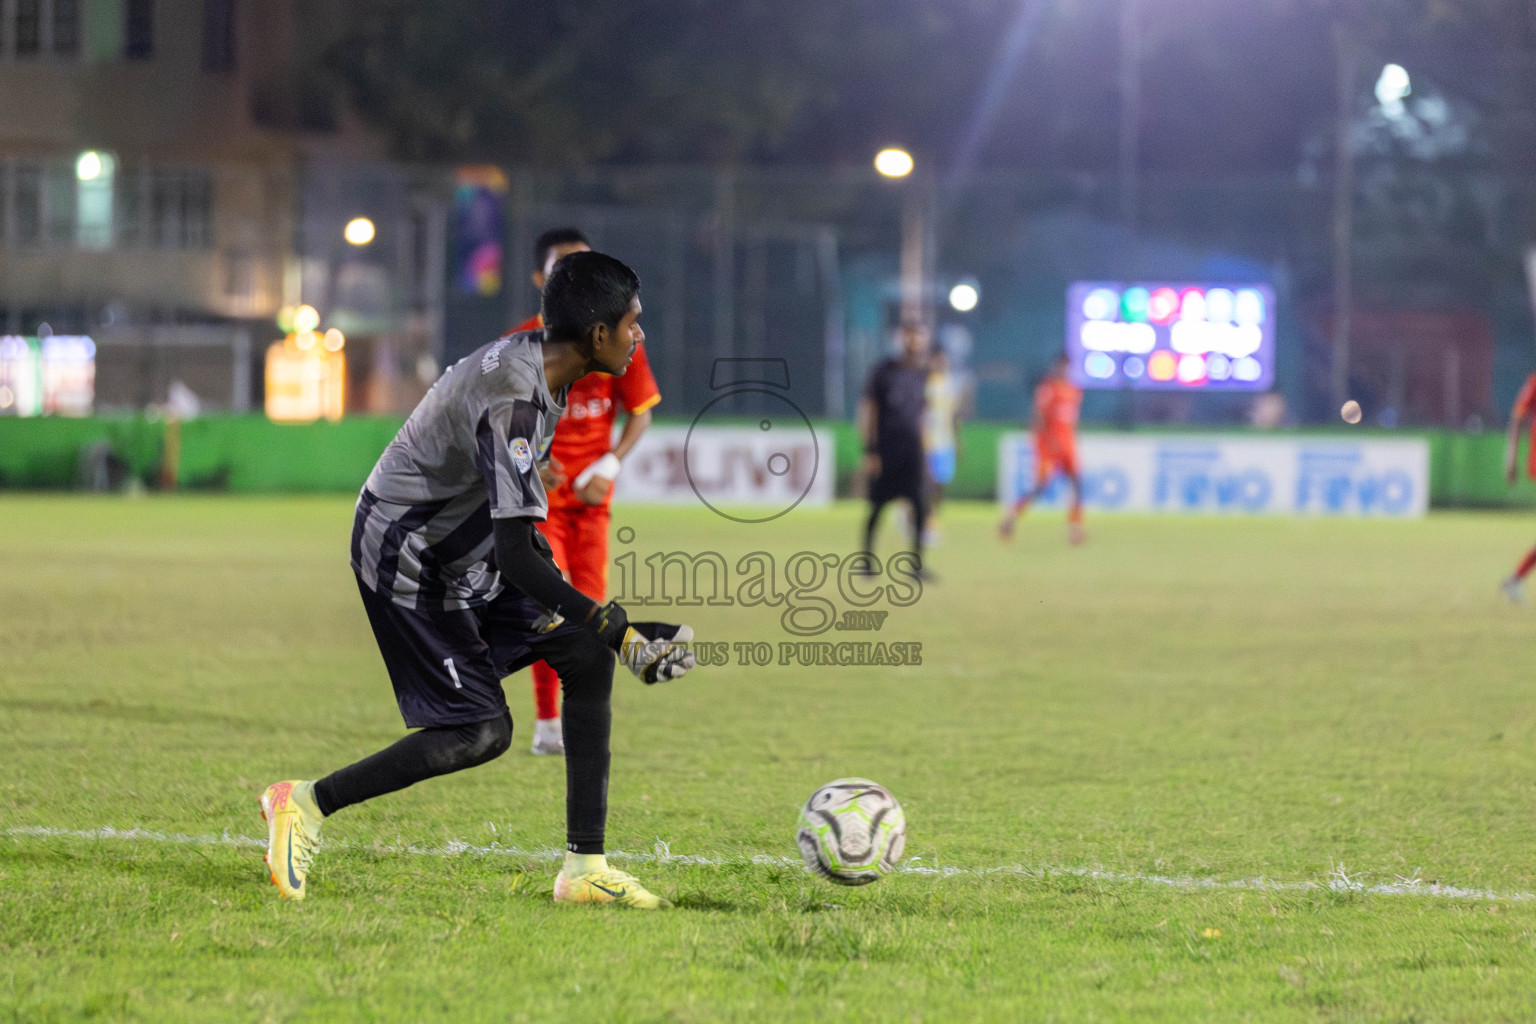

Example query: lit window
[75,152,115,249]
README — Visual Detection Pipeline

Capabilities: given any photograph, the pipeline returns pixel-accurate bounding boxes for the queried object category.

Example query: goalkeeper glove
[588,601,697,684]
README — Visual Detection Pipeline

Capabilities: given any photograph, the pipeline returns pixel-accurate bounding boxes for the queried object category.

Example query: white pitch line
[5,825,1533,904]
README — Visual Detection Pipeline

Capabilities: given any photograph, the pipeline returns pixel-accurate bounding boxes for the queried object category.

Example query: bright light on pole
[1375,63,1410,108]
[344,216,376,246]
[948,282,979,312]
[874,147,925,325]
[76,151,103,181]
[874,148,914,178]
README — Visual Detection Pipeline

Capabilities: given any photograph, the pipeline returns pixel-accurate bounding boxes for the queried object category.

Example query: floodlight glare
[874,148,914,178]
[76,151,103,181]
[344,217,376,246]
[948,282,979,312]
[1375,64,1411,106]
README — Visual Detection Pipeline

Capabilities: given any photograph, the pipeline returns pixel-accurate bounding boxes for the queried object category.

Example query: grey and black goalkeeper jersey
[351,331,567,610]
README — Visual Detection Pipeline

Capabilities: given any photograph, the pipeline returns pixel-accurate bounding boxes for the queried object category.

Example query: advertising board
[612,424,833,514]
[998,433,1429,517]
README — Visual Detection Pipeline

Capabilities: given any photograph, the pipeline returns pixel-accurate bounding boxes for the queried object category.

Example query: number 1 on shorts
[443,658,462,689]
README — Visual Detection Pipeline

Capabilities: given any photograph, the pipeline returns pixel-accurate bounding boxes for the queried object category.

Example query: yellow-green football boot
[259,780,324,900]
[553,856,671,909]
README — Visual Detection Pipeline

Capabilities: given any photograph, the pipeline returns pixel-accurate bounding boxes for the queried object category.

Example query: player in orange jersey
[1501,371,1536,603]
[514,229,662,753]
[998,354,1085,545]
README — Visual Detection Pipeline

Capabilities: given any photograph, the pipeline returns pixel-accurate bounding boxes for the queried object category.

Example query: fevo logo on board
[997,434,1428,518]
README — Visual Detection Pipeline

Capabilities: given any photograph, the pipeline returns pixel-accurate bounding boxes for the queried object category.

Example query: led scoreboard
[1065,282,1275,391]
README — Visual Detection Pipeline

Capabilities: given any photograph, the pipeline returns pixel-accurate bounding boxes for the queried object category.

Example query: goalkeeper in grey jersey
[259,251,695,909]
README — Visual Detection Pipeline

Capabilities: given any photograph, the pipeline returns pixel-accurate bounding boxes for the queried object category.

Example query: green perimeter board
[173,416,407,492]
[1,414,1535,506]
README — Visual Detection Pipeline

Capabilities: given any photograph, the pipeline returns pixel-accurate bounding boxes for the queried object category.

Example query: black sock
[312,711,513,816]
[563,694,609,855]
[548,637,614,855]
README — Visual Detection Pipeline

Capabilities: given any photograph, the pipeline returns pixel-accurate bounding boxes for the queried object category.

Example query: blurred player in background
[1501,370,1536,603]
[260,251,694,908]
[921,343,961,545]
[513,229,661,754]
[999,354,1085,545]
[860,321,931,577]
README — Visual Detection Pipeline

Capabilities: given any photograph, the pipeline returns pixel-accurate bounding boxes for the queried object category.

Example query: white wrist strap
[574,452,622,489]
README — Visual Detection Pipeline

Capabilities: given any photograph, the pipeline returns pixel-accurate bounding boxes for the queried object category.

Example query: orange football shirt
[1034,377,1082,453]
[511,314,661,509]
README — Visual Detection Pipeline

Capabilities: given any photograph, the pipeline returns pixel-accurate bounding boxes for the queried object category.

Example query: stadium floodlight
[949,282,979,312]
[344,217,376,246]
[874,148,914,178]
[1375,63,1410,107]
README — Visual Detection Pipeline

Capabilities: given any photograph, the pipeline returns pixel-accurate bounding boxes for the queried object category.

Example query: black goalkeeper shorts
[356,577,602,729]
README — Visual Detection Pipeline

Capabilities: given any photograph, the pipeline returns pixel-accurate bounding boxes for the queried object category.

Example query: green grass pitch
[6,494,1536,1021]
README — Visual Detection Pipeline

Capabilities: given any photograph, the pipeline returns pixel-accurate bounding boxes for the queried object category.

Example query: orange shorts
[1034,443,1079,484]
[535,504,610,601]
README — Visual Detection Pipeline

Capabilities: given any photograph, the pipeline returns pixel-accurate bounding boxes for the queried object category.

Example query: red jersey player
[1502,372,1536,603]
[515,229,661,753]
[999,354,1085,545]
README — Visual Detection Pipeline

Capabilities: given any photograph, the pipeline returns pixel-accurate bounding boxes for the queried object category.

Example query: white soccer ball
[796,777,907,885]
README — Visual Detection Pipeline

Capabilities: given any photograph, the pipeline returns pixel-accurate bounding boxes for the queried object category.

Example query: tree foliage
[321,0,1536,174]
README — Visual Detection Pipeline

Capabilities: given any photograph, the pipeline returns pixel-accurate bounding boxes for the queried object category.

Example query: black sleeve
[492,517,599,626]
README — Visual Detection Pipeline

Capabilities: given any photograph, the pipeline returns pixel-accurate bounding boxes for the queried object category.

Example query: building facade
[0,0,442,414]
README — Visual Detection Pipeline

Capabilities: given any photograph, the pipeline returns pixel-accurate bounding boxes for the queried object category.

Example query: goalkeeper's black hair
[542,251,641,343]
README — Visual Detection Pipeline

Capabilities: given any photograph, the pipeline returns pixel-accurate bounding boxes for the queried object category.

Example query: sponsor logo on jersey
[566,397,614,420]
[509,437,534,473]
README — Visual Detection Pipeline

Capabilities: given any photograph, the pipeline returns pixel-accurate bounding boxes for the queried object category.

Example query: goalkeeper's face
[591,296,643,377]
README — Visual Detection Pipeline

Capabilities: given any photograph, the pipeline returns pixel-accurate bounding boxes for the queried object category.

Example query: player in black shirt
[858,322,931,576]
